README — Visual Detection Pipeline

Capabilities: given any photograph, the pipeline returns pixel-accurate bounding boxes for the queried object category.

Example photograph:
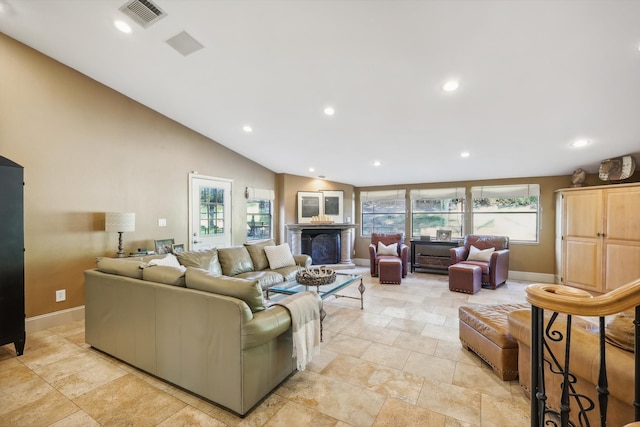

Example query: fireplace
[286,223,357,269]
[301,229,340,265]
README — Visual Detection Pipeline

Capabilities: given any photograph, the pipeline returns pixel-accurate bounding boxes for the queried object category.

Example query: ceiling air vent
[166,31,204,56]
[119,0,166,28]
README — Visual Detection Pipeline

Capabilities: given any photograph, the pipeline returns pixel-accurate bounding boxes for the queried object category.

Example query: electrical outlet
[158,218,167,227]
[55,289,66,302]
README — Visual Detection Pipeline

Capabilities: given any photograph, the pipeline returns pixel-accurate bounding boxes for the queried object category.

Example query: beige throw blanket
[273,291,321,371]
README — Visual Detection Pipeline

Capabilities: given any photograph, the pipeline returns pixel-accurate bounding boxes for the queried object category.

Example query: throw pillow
[605,312,634,352]
[142,265,186,287]
[96,257,143,279]
[467,245,495,262]
[377,241,398,256]
[185,267,265,312]
[264,243,296,269]
[147,253,186,272]
[244,239,275,271]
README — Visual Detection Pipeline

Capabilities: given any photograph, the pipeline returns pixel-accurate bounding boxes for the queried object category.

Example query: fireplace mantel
[286,223,357,269]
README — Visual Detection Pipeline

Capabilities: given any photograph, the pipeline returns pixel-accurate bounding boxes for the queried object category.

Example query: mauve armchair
[450,234,510,289]
[369,233,409,278]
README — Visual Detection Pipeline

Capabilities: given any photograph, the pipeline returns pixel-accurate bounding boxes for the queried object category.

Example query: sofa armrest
[450,246,468,264]
[242,304,292,350]
[489,249,510,285]
[369,244,377,275]
[399,244,410,276]
[293,254,312,268]
[243,291,322,350]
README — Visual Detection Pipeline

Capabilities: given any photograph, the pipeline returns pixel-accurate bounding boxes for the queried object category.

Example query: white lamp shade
[105,212,135,232]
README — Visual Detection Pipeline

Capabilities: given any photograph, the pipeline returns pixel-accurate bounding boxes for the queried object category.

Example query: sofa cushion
[244,239,275,271]
[264,243,296,269]
[185,267,265,312]
[467,245,495,262]
[236,270,283,290]
[142,265,186,287]
[96,257,143,279]
[271,265,302,282]
[606,312,634,352]
[176,248,222,275]
[218,247,254,276]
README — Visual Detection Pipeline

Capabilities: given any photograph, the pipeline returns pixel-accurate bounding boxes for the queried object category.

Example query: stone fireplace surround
[286,224,356,269]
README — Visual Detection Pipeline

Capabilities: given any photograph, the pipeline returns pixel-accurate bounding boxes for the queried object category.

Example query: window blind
[471,184,540,199]
[246,187,275,200]
[360,189,406,201]
[410,187,465,200]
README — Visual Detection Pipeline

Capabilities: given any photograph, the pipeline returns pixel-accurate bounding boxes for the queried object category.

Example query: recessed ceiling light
[460,151,470,158]
[571,139,591,148]
[443,80,459,92]
[114,20,132,34]
[308,167,315,172]
[373,161,381,167]
[323,106,335,116]
[242,125,252,133]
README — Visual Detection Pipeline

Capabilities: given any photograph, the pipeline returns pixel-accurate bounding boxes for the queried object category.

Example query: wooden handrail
[525,277,640,316]
[527,277,640,426]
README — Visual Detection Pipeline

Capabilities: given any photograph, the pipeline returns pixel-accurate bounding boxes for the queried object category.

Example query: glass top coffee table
[266,272,365,340]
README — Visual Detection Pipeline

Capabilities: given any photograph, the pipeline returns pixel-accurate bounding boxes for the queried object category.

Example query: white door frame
[188,173,233,250]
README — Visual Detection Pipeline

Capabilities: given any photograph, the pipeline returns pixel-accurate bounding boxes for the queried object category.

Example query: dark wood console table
[410,239,460,274]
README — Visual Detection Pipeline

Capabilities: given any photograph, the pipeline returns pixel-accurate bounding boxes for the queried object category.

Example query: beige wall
[4,33,638,318]
[354,172,640,275]
[276,174,354,245]
[0,34,276,317]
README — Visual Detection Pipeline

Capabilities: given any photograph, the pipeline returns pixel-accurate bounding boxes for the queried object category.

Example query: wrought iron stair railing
[525,278,640,427]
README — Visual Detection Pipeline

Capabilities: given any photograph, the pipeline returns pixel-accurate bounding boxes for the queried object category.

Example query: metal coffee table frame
[266,272,365,340]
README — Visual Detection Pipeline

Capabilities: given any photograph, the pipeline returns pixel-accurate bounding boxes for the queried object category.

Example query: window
[411,188,465,239]
[200,187,225,235]
[471,184,540,242]
[246,188,274,241]
[361,190,406,236]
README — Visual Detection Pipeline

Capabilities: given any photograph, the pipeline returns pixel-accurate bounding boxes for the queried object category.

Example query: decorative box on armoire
[0,156,25,355]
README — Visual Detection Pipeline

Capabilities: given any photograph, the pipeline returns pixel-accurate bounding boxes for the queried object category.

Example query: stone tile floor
[0,271,532,426]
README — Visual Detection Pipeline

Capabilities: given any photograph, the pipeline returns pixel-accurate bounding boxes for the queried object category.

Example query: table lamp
[105,212,135,258]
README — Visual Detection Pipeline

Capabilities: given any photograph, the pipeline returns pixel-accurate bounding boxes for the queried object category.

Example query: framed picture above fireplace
[297,191,322,224]
[322,190,344,223]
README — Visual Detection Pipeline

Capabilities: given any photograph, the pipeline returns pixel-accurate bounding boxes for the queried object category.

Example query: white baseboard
[26,306,85,333]
[507,270,555,284]
[353,258,369,267]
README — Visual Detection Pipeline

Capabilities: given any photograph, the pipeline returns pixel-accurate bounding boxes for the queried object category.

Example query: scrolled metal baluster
[532,306,545,426]
[635,305,640,421]
[559,315,573,426]
[596,316,608,427]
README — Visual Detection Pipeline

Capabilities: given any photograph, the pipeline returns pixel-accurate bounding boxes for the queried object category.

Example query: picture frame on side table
[154,238,175,255]
[322,190,344,224]
[297,191,322,224]
[436,230,452,242]
[171,244,185,254]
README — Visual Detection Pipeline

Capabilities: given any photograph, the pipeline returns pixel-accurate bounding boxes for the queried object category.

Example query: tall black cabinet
[0,156,25,355]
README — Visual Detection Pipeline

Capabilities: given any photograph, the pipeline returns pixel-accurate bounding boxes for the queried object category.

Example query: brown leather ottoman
[458,303,529,381]
[379,258,402,284]
[449,263,481,294]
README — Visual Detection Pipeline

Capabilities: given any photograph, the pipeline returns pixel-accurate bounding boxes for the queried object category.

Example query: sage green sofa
[85,242,317,416]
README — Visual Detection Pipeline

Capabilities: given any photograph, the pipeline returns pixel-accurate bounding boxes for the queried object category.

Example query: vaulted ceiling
[2,0,639,186]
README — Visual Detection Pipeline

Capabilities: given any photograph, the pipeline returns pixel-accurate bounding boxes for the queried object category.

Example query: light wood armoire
[555,182,640,294]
